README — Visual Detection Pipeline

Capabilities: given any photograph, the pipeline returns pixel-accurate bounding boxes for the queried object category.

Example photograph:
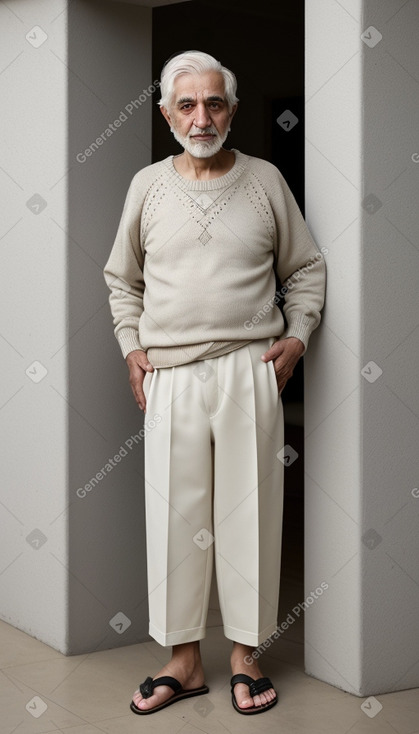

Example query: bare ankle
[171,641,201,665]
[232,641,254,655]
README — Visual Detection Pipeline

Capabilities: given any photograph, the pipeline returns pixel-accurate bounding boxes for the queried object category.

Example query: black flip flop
[230,674,278,715]
[130,675,209,715]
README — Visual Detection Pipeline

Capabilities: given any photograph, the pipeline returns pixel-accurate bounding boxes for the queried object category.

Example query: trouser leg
[143,364,213,646]
[210,338,284,646]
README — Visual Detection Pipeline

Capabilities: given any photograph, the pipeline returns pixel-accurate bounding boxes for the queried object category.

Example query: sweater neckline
[165,149,249,191]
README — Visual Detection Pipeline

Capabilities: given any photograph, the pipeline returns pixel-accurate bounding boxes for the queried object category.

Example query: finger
[261,346,283,363]
[132,360,153,374]
[133,385,146,412]
[272,361,292,382]
[276,367,293,384]
[126,351,155,374]
[130,382,145,410]
[129,375,147,411]
[263,339,303,364]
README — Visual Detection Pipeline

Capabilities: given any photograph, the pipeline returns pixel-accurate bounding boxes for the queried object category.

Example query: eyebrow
[176,95,225,106]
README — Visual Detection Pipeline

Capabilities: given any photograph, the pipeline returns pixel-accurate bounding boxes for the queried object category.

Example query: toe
[132,690,142,706]
[134,692,161,710]
[234,681,277,710]
[238,695,254,709]
[132,684,174,711]
[234,684,254,709]
[137,695,155,710]
[250,687,277,709]
[132,690,150,710]
[259,687,276,706]
[131,687,151,710]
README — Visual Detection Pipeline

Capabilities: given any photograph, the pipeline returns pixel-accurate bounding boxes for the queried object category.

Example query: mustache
[189,127,218,136]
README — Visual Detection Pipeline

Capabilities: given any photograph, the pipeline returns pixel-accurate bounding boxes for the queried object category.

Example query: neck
[174,148,235,181]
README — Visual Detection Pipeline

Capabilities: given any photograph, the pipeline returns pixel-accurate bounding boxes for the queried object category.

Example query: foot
[132,642,205,712]
[231,642,277,710]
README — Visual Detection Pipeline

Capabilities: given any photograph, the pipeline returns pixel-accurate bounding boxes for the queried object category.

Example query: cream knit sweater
[104,150,326,368]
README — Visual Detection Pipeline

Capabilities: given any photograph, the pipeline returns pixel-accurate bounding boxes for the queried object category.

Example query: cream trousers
[142,337,284,647]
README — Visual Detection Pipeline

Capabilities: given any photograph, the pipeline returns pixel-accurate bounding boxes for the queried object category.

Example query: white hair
[158,50,239,111]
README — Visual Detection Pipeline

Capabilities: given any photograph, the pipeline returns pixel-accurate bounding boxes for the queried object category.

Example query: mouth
[190,134,216,141]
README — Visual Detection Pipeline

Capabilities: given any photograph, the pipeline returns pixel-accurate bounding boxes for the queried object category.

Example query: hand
[261,337,305,395]
[125,350,154,412]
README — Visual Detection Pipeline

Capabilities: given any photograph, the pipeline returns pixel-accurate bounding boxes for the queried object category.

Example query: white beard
[171,125,229,158]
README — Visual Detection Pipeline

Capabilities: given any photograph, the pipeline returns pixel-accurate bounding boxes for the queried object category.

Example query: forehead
[172,70,226,101]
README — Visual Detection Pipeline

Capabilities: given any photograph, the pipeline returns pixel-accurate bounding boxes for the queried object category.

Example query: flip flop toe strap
[231,674,274,698]
[248,677,274,697]
[139,675,182,699]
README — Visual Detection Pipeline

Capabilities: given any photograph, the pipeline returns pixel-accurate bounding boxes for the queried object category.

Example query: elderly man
[104,50,326,716]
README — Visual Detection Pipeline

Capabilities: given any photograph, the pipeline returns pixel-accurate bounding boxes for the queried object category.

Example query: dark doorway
[152,0,306,628]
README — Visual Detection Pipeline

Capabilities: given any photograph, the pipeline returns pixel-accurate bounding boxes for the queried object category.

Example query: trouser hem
[223,621,278,647]
[149,623,207,647]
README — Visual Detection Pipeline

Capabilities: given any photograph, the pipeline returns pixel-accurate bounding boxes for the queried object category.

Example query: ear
[160,106,173,127]
[229,103,238,122]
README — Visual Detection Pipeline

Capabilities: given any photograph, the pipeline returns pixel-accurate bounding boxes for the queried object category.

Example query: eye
[180,104,193,111]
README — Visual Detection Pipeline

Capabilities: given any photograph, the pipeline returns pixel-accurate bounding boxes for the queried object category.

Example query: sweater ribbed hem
[117,321,312,365]
[147,339,253,368]
[116,327,144,359]
[281,315,315,354]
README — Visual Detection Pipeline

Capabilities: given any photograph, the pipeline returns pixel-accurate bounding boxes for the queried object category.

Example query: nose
[193,102,211,129]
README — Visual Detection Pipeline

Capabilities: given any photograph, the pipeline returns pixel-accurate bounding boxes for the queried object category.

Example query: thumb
[261,347,275,362]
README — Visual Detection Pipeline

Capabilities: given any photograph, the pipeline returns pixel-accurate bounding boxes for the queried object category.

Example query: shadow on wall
[67,0,154,654]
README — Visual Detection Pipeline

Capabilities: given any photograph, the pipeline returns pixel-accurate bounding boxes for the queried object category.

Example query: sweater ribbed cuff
[116,327,145,359]
[280,315,315,355]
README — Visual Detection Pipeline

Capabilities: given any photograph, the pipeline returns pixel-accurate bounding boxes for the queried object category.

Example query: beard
[171,124,229,158]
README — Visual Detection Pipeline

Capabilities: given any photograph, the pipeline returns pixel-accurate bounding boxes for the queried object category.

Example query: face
[161,70,237,158]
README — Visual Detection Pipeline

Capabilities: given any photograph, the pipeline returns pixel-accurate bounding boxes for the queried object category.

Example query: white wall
[0,0,153,654]
[0,0,69,652]
[305,0,419,695]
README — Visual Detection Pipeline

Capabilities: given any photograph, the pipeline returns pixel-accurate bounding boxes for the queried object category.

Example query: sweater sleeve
[269,167,326,354]
[103,174,146,359]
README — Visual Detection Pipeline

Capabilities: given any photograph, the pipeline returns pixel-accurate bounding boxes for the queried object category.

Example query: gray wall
[67,0,153,654]
[0,0,153,654]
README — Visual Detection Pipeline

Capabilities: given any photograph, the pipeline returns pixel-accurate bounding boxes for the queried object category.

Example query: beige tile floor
[2,607,419,734]
[2,483,418,733]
